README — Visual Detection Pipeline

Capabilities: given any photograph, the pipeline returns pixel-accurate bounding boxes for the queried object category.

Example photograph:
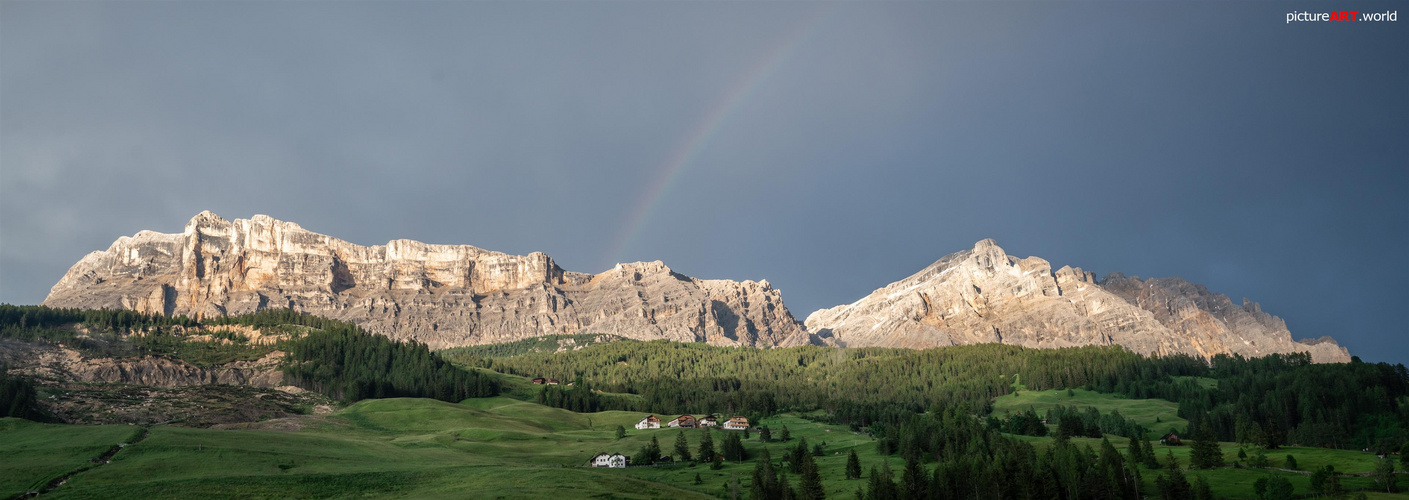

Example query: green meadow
[997,386,1403,499]
[2,386,1403,499]
[993,386,1191,432]
[0,396,901,499]
[0,419,142,496]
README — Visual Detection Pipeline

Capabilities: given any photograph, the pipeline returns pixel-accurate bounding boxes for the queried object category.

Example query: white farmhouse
[590,453,628,468]
[635,415,661,430]
[722,416,749,431]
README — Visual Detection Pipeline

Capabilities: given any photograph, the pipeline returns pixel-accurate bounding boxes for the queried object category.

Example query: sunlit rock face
[43,212,811,349]
[805,239,1350,363]
[44,213,1348,362]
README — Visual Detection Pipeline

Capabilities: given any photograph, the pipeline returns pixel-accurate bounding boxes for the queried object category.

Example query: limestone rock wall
[43,212,1351,361]
[44,212,808,349]
[1098,274,1350,363]
[0,340,285,388]
[805,239,1350,362]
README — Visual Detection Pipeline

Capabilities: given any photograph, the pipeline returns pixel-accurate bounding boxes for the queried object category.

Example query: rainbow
[604,6,839,265]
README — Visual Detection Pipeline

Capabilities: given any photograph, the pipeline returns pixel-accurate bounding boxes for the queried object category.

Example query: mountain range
[42,212,1349,362]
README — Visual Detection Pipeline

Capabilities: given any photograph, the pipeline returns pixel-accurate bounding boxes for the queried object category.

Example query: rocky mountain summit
[45,213,1349,362]
[805,239,1350,362]
[43,212,811,349]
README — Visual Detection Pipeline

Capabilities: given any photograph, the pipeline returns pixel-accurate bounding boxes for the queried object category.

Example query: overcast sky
[3,1,1406,362]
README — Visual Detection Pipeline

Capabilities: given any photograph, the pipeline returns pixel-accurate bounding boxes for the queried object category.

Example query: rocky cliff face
[44,212,810,349]
[44,213,1350,362]
[806,239,1350,363]
[0,339,286,388]
[1097,274,1350,363]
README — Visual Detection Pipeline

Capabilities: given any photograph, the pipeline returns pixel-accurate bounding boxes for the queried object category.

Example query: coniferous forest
[457,339,1409,453]
[280,321,501,403]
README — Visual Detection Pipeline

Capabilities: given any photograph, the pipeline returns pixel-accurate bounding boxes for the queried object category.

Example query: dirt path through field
[8,426,150,500]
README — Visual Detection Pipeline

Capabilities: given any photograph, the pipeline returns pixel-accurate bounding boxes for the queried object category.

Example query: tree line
[0,370,47,421]
[469,338,1409,452]
[465,339,1203,421]
[1113,352,1409,452]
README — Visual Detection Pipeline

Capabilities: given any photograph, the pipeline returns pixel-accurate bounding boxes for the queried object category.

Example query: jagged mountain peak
[807,240,1349,362]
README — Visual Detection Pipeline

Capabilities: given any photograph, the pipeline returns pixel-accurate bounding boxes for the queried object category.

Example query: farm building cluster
[633,414,748,430]
[589,415,752,468]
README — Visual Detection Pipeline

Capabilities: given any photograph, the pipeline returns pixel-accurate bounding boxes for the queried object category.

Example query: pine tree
[1189,425,1222,469]
[871,462,898,500]
[1156,450,1191,500]
[863,464,897,500]
[1142,432,1161,469]
[724,432,748,461]
[750,448,779,500]
[675,430,693,462]
[791,438,810,473]
[615,425,626,440]
[1097,437,1134,499]
[699,428,717,463]
[1128,434,1146,465]
[637,436,661,465]
[1261,419,1285,450]
[798,451,826,500]
[901,454,928,500]
[846,449,862,480]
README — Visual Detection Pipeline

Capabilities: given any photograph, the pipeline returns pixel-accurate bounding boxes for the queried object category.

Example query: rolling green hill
[4,393,1405,499]
[993,387,1192,432]
[0,397,901,500]
[6,392,1402,500]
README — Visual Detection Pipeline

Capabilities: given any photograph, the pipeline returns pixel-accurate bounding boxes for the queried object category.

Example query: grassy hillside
[2,397,899,499]
[994,387,1402,500]
[993,387,1192,432]
[4,391,1404,499]
[1009,433,1394,498]
[0,419,141,496]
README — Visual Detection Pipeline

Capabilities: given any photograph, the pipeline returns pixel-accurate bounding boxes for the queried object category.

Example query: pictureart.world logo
[1286,9,1397,23]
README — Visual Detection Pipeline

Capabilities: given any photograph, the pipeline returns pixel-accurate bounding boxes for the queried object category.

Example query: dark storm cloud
[3,2,1406,361]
